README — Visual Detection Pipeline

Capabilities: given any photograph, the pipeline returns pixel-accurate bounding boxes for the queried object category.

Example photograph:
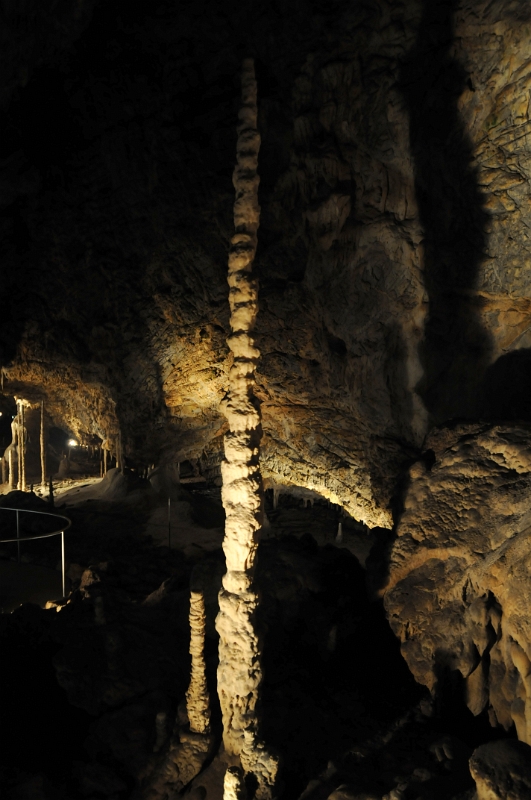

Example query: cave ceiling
[2,0,531,526]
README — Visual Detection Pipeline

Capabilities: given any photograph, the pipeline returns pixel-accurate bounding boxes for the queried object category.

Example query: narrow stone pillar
[215,58,278,799]
[1,455,6,485]
[186,590,211,735]
[8,447,14,490]
[40,400,46,491]
[16,401,22,491]
[20,402,26,492]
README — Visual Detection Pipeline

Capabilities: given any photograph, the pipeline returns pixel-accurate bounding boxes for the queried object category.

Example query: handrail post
[16,509,20,562]
[61,530,65,597]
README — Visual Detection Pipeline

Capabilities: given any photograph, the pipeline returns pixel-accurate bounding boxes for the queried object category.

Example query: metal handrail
[0,506,72,598]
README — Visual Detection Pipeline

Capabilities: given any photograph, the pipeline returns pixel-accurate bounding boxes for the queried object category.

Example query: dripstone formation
[4,0,531,798]
[216,58,278,799]
[384,423,531,744]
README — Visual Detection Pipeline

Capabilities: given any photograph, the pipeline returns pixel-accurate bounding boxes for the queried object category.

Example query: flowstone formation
[215,58,278,798]
[383,423,531,744]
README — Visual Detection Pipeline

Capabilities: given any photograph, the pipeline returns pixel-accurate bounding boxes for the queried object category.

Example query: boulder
[469,740,531,800]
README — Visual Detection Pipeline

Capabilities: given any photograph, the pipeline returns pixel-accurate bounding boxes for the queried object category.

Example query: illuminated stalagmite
[185,590,211,735]
[16,399,26,492]
[223,767,246,800]
[215,59,278,798]
[139,588,213,800]
[40,400,46,490]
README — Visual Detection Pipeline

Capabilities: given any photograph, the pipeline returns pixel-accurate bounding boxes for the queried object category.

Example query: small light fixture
[68,439,78,447]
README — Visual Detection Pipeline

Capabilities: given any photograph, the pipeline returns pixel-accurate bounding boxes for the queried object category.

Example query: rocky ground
[0,473,519,800]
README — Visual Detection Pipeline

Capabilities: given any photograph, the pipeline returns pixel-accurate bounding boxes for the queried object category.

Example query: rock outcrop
[469,739,531,800]
[384,423,531,743]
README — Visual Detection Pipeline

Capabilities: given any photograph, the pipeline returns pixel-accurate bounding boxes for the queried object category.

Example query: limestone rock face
[3,1,531,525]
[469,740,531,800]
[384,424,531,743]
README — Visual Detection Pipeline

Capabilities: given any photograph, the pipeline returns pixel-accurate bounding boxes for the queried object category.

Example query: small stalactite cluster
[215,58,278,799]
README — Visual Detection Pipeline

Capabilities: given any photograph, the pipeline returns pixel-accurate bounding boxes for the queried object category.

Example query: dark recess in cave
[481,348,531,421]
[400,0,491,423]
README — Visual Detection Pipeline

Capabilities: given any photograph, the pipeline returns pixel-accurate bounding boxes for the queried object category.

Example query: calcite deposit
[186,590,211,736]
[384,423,531,743]
[216,58,278,798]
[5,0,531,795]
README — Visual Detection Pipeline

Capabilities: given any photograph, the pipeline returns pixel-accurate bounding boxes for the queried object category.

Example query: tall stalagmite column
[8,446,14,490]
[16,401,21,491]
[40,400,46,491]
[8,412,16,490]
[215,58,278,799]
[185,590,211,735]
[20,401,26,492]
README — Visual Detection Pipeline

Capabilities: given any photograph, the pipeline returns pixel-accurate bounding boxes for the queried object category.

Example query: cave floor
[0,477,505,800]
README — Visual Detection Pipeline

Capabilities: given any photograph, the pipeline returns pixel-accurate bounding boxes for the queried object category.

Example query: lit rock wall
[2,1,531,525]
[384,423,531,744]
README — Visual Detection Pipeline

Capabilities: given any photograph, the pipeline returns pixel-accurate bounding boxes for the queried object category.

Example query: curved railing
[0,507,72,598]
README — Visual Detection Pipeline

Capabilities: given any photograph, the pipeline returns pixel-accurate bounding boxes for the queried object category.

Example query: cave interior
[2,1,531,799]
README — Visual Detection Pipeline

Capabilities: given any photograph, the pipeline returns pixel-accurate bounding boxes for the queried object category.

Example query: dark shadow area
[258,536,423,798]
[481,348,531,421]
[0,605,93,792]
[432,658,514,747]
[400,0,491,422]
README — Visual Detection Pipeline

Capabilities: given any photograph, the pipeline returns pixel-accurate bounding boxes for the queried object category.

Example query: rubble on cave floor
[0,484,522,800]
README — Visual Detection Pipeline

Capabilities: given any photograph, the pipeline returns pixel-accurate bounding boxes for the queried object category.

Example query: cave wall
[383,422,531,743]
[1,0,531,525]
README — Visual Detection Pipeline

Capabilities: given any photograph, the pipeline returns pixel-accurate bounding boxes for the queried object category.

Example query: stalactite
[116,430,123,473]
[215,58,278,800]
[336,521,343,543]
[185,590,211,735]
[40,400,46,491]
[153,712,167,754]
